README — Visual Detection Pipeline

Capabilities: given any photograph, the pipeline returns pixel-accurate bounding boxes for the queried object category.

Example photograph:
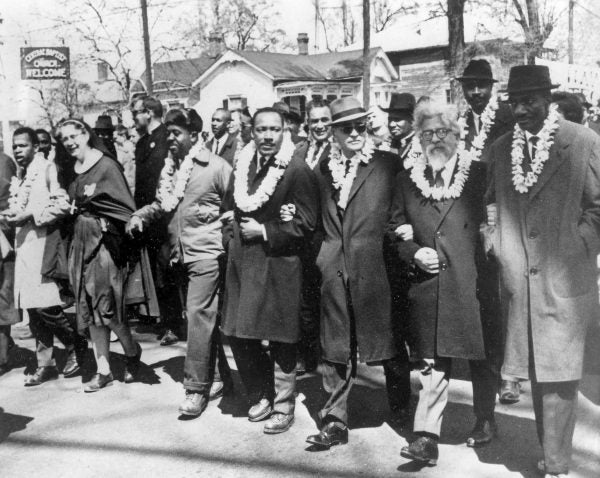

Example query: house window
[326,94,338,102]
[97,63,109,82]
[446,89,452,104]
[227,96,247,110]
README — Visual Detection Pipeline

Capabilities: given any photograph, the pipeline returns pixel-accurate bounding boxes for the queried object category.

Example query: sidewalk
[0,328,598,478]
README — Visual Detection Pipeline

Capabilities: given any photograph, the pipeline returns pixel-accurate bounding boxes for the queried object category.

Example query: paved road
[1,326,599,478]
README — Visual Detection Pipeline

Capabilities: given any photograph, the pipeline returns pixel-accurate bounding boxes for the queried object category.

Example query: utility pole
[362,0,370,109]
[568,0,574,64]
[141,0,153,95]
[342,0,348,46]
[314,0,319,52]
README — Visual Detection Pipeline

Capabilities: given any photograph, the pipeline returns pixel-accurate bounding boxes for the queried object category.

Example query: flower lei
[458,97,499,161]
[305,137,323,169]
[156,142,204,212]
[409,144,474,201]
[510,105,560,194]
[403,135,423,170]
[328,136,375,210]
[233,138,296,212]
[8,153,44,211]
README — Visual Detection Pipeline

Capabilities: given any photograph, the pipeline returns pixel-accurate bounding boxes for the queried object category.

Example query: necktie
[312,141,323,164]
[213,137,220,154]
[426,166,445,188]
[530,136,539,161]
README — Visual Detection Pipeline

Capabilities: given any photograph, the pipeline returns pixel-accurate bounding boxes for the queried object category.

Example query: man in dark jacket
[205,108,238,166]
[221,107,319,435]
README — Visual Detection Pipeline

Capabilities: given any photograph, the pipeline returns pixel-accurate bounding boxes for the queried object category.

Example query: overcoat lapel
[346,160,376,206]
[319,155,343,234]
[527,124,571,202]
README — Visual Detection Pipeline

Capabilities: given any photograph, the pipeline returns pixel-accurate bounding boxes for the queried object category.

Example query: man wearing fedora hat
[486,64,600,478]
[457,60,519,405]
[305,97,411,449]
[383,92,416,165]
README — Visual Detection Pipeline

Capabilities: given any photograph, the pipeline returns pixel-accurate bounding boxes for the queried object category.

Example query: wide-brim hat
[94,115,115,131]
[456,59,498,83]
[505,65,559,95]
[382,92,416,114]
[329,97,368,125]
[272,101,302,123]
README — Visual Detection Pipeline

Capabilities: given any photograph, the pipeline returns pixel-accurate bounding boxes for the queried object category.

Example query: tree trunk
[362,0,370,109]
[447,0,465,104]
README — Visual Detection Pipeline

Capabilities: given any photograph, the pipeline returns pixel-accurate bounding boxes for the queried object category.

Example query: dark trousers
[28,306,86,367]
[0,325,11,366]
[298,257,321,364]
[181,259,231,393]
[229,337,297,415]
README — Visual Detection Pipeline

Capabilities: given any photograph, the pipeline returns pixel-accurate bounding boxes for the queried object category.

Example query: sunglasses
[337,122,367,135]
[420,128,451,142]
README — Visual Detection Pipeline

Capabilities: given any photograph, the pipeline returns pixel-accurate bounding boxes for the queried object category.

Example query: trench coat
[389,162,488,360]
[487,119,600,382]
[316,150,397,364]
[221,150,319,343]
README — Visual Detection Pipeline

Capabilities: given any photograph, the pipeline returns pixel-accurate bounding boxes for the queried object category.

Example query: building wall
[193,61,276,123]
[398,59,450,104]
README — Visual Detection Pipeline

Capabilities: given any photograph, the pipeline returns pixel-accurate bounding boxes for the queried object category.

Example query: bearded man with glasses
[389,101,499,465]
[305,97,411,450]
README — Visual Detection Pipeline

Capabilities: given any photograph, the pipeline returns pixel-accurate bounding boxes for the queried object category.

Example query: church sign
[20,47,70,80]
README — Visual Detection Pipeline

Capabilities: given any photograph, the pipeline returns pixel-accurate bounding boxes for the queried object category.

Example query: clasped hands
[0,209,32,226]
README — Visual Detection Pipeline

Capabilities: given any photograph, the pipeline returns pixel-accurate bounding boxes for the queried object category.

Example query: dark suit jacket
[316,149,397,364]
[464,102,514,162]
[488,119,600,381]
[206,133,238,166]
[389,162,487,360]
[221,150,319,343]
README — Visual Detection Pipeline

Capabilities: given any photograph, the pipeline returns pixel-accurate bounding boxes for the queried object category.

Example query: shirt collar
[427,152,458,187]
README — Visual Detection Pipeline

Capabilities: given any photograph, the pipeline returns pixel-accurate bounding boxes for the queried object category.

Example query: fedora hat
[94,115,115,131]
[505,65,559,95]
[329,97,368,125]
[272,101,302,123]
[456,59,497,83]
[382,92,416,114]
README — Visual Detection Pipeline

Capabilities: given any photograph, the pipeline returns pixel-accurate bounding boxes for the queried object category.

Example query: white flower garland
[328,136,375,210]
[233,138,296,212]
[156,142,204,212]
[8,152,45,211]
[510,106,560,194]
[403,135,423,170]
[305,138,324,169]
[458,97,499,161]
[409,144,474,201]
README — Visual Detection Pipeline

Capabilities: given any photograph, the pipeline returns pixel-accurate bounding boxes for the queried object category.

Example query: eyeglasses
[338,122,367,135]
[131,108,147,118]
[420,128,451,142]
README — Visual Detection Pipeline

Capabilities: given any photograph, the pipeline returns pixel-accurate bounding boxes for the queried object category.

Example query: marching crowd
[1,59,599,478]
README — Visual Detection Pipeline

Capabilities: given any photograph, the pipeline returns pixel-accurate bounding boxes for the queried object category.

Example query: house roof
[132,55,218,93]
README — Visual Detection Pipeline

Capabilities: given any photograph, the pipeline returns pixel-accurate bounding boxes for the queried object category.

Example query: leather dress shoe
[248,398,272,422]
[124,343,142,383]
[62,351,81,378]
[400,436,439,466]
[208,380,233,400]
[306,421,349,449]
[264,413,294,434]
[499,379,520,404]
[84,373,114,392]
[0,363,10,376]
[178,391,208,416]
[160,329,179,346]
[24,366,59,386]
[466,418,498,447]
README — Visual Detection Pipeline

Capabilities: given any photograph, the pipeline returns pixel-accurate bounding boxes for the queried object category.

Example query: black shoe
[124,343,142,383]
[159,329,179,346]
[499,380,520,404]
[24,366,59,386]
[466,418,498,447]
[306,421,348,449]
[62,351,81,378]
[400,436,439,466]
[0,363,11,376]
[84,373,114,392]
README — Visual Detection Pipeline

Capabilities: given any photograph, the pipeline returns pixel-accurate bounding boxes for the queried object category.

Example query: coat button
[337,270,343,277]
[529,267,538,275]
[440,263,448,271]
[529,230,539,239]
[436,231,442,238]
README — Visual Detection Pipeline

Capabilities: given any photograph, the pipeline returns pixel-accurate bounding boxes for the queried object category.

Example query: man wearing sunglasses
[306,97,410,449]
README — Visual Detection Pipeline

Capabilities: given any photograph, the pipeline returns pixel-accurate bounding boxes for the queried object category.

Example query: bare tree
[29,79,95,129]
[447,0,466,103]
[372,0,418,33]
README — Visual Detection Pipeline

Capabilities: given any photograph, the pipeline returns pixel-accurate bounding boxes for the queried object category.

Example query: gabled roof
[132,55,218,93]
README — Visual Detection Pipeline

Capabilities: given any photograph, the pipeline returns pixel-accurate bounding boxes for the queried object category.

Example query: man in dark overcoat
[305,97,410,450]
[390,101,498,466]
[206,108,238,166]
[383,92,416,166]
[221,107,319,435]
[457,59,520,404]
[487,65,600,478]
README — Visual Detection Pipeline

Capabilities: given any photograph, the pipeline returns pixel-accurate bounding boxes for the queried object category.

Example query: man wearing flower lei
[293,98,332,376]
[305,97,410,450]
[486,65,600,478]
[1,127,86,386]
[220,107,319,435]
[388,102,498,466]
[457,60,518,405]
[127,108,233,418]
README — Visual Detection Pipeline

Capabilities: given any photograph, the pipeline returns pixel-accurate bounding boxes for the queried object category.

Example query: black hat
[382,92,416,114]
[505,65,559,95]
[456,59,497,83]
[94,115,115,131]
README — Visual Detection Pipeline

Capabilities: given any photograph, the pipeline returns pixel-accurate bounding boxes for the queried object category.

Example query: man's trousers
[229,337,297,415]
